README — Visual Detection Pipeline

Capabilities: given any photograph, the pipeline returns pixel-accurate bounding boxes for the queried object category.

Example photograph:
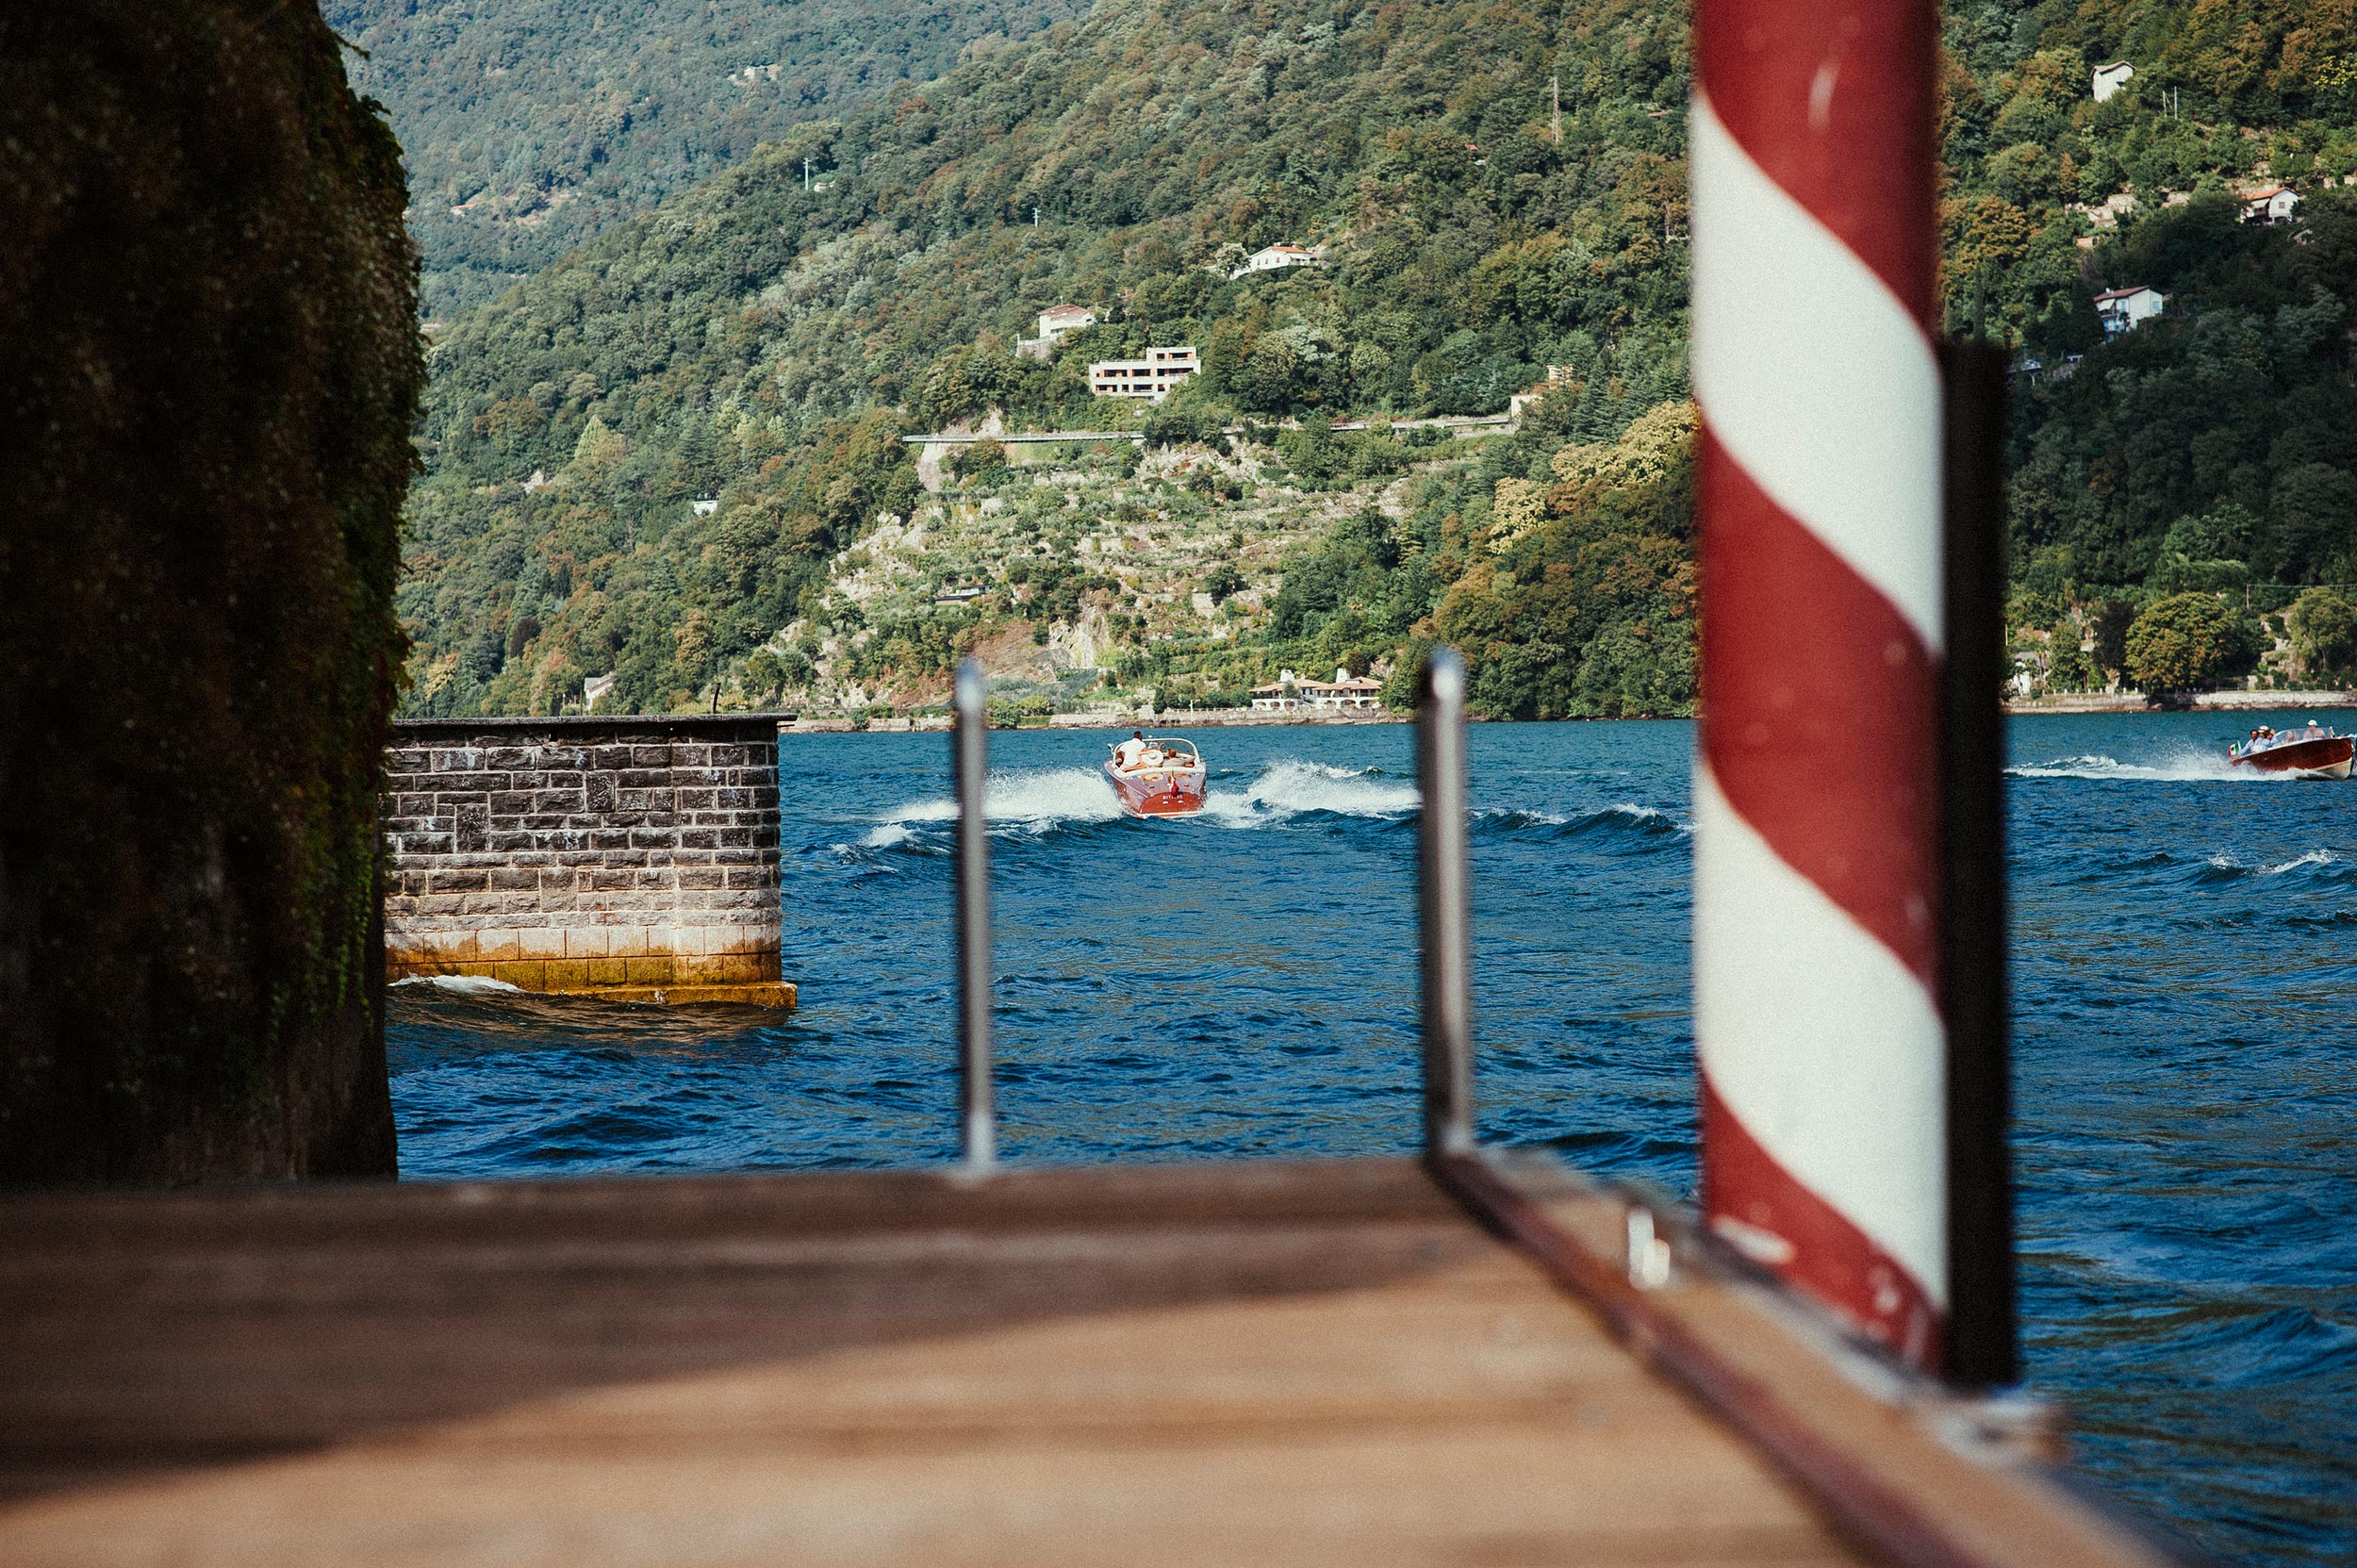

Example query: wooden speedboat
[2227,723,2354,779]
[1103,736,1208,818]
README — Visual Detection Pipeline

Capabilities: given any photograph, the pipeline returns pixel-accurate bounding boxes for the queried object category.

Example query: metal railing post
[952,659,997,1169]
[1939,339,2018,1386]
[1418,648,1474,1156]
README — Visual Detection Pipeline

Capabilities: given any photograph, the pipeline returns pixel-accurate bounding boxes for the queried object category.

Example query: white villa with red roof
[2240,185,2300,223]
[1249,668,1384,712]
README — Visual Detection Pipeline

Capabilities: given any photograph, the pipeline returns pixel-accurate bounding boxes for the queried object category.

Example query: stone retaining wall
[383,716,791,1007]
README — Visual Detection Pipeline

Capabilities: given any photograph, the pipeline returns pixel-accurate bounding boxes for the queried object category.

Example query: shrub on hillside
[952,437,1008,482]
[2123,593,2261,692]
[2287,587,2357,676]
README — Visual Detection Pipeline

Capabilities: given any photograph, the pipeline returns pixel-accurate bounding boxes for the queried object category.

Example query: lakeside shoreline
[2003,688,2357,716]
[778,688,2357,731]
[613,689,2357,734]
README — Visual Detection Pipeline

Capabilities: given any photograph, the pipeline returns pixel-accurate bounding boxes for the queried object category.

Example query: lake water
[389,712,2356,1566]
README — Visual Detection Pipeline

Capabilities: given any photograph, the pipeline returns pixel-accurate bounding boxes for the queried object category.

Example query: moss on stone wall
[0,2,423,1182]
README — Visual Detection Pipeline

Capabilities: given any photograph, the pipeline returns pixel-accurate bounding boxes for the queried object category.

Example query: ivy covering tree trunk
[0,2,422,1182]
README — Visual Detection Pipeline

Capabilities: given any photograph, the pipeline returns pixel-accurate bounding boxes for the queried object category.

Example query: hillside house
[1230,244,1319,282]
[1508,364,1579,418]
[1089,345,1200,402]
[2091,61,2134,102]
[1016,304,1098,360]
[2094,285,2166,336]
[2069,191,2137,231]
[2240,185,2299,223]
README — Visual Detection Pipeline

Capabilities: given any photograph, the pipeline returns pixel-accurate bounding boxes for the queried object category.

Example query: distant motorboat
[1103,735,1208,818]
[2227,721,2353,779]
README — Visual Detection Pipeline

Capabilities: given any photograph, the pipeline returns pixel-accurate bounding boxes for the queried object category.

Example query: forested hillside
[400,0,1696,718]
[1935,0,2357,692]
[398,0,2357,719]
[327,0,1086,318]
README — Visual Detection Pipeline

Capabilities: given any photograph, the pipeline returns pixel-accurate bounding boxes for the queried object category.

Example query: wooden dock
[0,1153,2178,1567]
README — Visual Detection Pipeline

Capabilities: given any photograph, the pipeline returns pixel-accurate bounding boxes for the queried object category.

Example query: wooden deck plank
[0,1159,1875,1566]
[0,1156,2182,1567]
[0,1157,1462,1250]
[1437,1151,2185,1568]
[0,1440,1861,1568]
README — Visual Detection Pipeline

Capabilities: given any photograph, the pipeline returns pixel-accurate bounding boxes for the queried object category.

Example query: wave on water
[1204,759,1422,824]
[2195,849,2350,884]
[1474,801,1690,844]
[2007,749,2299,783]
[391,974,524,996]
[862,766,1125,848]
[848,760,1685,849]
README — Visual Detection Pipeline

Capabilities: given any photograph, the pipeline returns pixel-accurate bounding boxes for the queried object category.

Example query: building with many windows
[1088,345,1199,401]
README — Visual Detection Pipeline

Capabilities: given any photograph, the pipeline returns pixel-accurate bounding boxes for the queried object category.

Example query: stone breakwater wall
[383,716,791,1006]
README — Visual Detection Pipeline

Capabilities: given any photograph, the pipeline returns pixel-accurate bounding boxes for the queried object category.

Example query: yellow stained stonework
[387,941,794,1008]
[383,718,795,1011]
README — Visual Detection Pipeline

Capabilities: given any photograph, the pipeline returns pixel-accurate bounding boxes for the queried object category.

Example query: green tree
[1201,561,1244,603]
[2286,587,2357,675]
[2047,630,2096,690]
[744,647,785,698]
[2122,593,2259,691]
[952,437,1008,483]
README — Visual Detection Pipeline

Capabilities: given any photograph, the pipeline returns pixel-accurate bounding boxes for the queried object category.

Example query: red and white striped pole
[1689,0,1948,1367]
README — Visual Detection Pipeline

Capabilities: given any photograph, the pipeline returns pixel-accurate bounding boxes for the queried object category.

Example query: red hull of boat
[1103,761,1207,817]
[2229,735,2353,779]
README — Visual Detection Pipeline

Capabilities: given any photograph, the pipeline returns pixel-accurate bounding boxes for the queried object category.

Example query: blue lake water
[389,712,2357,1566]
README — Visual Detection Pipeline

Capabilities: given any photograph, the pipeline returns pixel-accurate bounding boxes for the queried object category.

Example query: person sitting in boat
[1115,732,1146,770]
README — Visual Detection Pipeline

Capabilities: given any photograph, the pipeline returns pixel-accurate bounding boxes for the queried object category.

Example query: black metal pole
[1939,338,2018,1387]
[1418,648,1474,1156]
[952,659,996,1168]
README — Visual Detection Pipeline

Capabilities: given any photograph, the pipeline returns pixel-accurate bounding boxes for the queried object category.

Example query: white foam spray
[872,766,1124,836]
[390,974,524,996]
[2006,748,2299,783]
[1203,759,1422,825]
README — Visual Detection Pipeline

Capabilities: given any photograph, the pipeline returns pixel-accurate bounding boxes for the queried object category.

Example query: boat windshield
[1110,737,1200,771]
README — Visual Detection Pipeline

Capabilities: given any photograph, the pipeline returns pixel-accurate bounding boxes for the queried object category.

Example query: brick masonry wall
[383,716,791,1007]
